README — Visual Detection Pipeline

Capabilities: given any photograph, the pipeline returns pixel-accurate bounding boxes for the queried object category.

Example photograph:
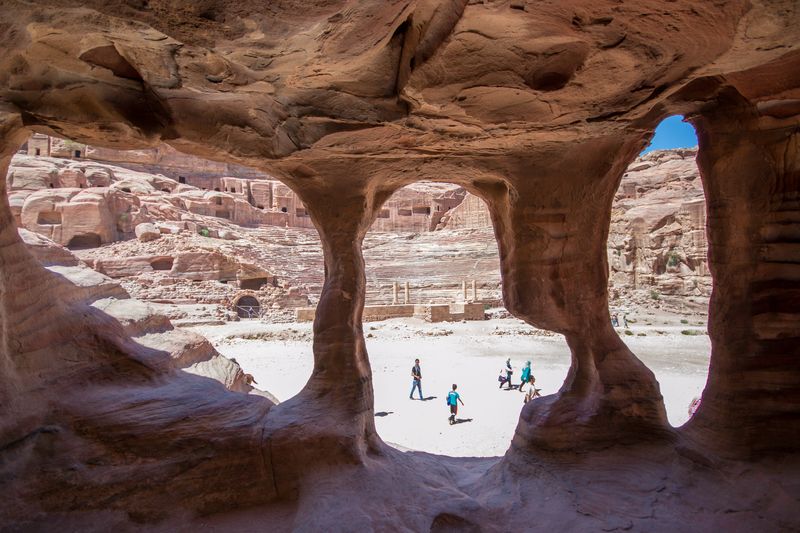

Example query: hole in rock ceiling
[610,117,709,427]
[361,182,570,458]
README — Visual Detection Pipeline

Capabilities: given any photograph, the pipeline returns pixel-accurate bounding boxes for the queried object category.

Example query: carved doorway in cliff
[608,116,709,427]
[66,233,101,250]
[234,295,261,319]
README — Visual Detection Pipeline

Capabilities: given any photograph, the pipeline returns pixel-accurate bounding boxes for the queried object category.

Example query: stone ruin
[0,1,799,531]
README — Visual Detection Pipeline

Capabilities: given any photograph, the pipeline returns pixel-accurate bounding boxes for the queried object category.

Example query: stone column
[265,175,385,483]
[462,280,467,301]
[404,281,410,304]
[478,136,669,453]
[392,281,398,304]
[687,104,800,456]
[471,279,477,301]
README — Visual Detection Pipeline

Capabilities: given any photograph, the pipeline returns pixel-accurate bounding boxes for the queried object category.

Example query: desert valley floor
[195,313,710,457]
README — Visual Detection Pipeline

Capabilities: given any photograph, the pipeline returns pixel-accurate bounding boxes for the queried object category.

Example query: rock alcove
[1,1,799,530]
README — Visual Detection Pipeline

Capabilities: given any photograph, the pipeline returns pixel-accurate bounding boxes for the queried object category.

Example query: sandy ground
[191,314,710,457]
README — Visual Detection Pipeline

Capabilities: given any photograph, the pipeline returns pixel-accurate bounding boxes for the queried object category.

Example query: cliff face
[608,148,710,304]
[0,1,799,530]
[7,147,708,313]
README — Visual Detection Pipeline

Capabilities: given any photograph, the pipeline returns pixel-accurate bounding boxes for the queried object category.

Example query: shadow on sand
[375,411,394,417]
[453,418,473,425]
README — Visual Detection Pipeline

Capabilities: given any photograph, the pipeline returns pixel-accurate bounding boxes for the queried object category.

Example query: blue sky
[642,115,698,153]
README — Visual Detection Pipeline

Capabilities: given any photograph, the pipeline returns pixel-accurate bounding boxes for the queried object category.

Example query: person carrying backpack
[447,384,465,425]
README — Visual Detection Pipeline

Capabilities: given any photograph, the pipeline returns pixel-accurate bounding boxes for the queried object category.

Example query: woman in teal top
[519,361,532,393]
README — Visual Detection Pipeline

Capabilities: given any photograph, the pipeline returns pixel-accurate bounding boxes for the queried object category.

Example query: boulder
[135,222,161,242]
[18,228,80,267]
[170,250,239,281]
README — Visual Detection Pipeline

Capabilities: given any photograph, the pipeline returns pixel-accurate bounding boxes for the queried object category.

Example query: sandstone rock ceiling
[1,0,796,173]
[1,1,800,530]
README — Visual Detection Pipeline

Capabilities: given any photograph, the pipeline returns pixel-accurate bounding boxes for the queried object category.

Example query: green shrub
[650,290,660,301]
[681,329,703,336]
[624,329,633,336]
[637,332,646,336]
[667,250,680,267]
[199,227,210,237]
[680,319,689,324]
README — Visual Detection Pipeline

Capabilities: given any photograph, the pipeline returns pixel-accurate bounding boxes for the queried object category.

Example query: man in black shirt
[409,358,423,400]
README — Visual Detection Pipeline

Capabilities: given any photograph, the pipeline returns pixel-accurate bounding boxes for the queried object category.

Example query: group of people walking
[498,358,541,402]
[611,313,628,328]
[410,356,541,426]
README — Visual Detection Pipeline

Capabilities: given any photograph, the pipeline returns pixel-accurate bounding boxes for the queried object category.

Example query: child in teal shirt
[447,384,465,425]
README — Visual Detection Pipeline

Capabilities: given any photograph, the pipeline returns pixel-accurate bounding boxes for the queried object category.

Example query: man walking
[409,358,423,400]
[503,357,514,390]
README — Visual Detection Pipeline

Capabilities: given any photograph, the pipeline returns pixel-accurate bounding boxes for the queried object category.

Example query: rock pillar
[265,174,385,487]
[0,116,28,429]
[687,104,800,456]
[479,137,670,453]
[404,281,410,304]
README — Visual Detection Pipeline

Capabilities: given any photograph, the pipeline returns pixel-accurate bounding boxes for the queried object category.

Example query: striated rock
[45,265,129,302]
[170,250,239,281]
[17,228,79,267]
[91,254,174,277]
[135,222,161,242]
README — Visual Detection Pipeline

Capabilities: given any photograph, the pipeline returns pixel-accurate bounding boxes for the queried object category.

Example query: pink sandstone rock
[135,222,161,242]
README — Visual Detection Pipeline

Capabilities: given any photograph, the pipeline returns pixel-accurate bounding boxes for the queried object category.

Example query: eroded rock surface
[0,1,799,530]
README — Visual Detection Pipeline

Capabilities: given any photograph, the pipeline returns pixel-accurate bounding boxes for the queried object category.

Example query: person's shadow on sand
[375,411,394,417]
[420,396,437,401]
[453,418,473,424]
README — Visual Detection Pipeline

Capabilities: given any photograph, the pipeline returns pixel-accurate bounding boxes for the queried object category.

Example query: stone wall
[297,302,485,323]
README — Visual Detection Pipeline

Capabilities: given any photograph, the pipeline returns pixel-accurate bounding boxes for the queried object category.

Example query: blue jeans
[410,379,423,399]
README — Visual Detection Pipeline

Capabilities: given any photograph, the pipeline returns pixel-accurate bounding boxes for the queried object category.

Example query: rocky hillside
[6,146,708,319]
